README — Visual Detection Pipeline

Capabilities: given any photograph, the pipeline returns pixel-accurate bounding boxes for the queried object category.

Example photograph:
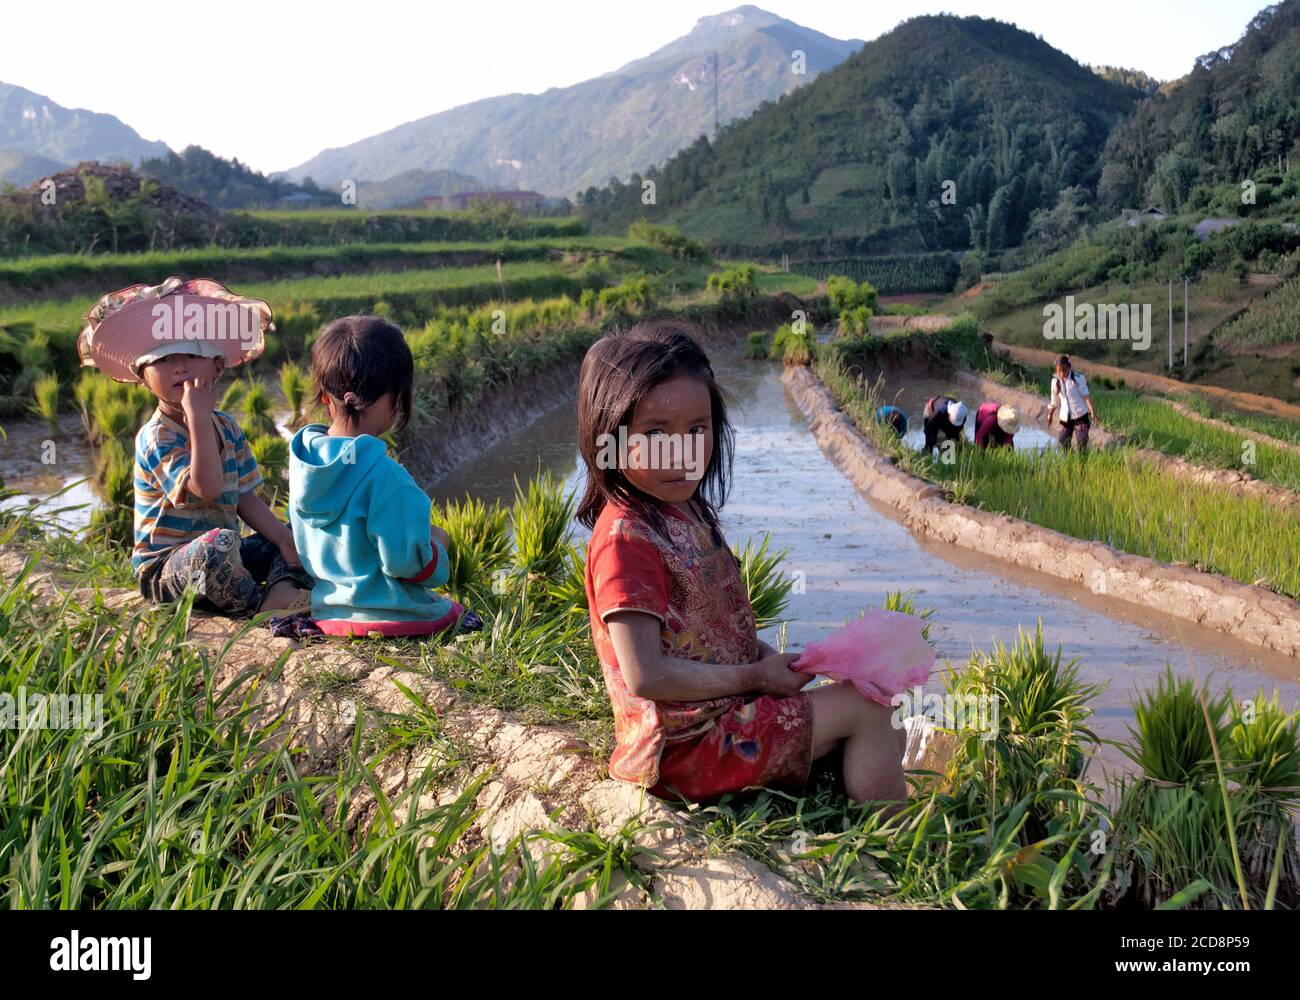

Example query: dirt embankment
[0,549,911,909]
[401,297,807,484]
[783,365,1300,660]
[993,341,1300,423]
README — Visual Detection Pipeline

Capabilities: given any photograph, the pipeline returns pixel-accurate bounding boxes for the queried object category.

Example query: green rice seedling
[1103,670,1292,909]
[279,361,309,427]
[745,330,770,359]
[239,381,280,440]
[836,305,873,336]
[881,589,935,643]
[91,396,141,443]
[30,372,60,435]
[250,434,289,508]
[220,380,248,413]
[510,471,575,582]
[733,533,793,630]
[768,323,793,360]
[1228,691,1300,907]
[422,587,608,731]
[1122,667,1230,784]
[432,494,512,598]
[545,541,589,616]
[73,372,100,434]
[88,437,134,546]
[930,443,1300,599]
[781,328,814,367]
[943,625,1102,847]
[1098,389,1300,492]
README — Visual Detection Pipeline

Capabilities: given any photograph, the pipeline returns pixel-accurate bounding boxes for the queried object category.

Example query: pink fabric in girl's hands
[792,610,934,705]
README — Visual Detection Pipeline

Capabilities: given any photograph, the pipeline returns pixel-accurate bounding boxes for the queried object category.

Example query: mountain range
[280,6,863,197]
[0,81,167,185]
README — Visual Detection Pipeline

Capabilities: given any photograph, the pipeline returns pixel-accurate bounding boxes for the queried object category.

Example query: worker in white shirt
[1048,354,1098,451]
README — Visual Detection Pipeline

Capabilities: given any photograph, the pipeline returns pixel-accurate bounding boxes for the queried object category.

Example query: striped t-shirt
[132,408,262,576]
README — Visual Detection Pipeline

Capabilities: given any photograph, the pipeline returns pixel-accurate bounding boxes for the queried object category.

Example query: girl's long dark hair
[576,321,734,543]
[310,315,414,432]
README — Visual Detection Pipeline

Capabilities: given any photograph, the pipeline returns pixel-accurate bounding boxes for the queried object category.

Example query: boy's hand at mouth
[180,376,218,420]
[749,652,806,696]
[431,524,450,549]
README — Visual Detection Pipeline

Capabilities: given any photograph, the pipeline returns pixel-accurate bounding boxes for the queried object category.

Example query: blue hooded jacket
[289,424,460,636]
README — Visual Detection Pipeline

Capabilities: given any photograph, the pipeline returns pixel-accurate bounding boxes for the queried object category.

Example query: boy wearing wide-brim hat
[79,277,312,615]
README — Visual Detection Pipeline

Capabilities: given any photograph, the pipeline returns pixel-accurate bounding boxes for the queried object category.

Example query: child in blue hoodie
[289,316,464,637]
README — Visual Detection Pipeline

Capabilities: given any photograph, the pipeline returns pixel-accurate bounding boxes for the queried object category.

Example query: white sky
[2,0,1265,174]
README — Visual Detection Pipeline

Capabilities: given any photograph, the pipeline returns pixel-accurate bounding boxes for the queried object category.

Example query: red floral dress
[585,500,812,802]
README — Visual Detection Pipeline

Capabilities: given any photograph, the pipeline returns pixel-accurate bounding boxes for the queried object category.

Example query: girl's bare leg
[807,681,907,806]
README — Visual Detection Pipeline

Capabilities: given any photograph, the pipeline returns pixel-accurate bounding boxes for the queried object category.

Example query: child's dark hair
[576,321,734,542]
[311,315,414,432]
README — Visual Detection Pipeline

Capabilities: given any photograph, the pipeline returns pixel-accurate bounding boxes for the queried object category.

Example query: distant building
[447,190,546,212]
[420,195,444,209]
[1125,206,1166,227]
[276,191,316,208]
[1194,217,1239,241]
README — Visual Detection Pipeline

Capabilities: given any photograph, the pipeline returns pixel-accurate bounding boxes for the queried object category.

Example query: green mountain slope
[0,149,66,187]
[1097,0,1300,214]
[581,15,1142,257]
[280,5,862,197]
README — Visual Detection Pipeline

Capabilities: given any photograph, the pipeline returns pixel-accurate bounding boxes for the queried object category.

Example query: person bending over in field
[921,394,968,455]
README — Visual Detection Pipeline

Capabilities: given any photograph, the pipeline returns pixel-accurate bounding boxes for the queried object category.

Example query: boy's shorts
[138,527,312,616]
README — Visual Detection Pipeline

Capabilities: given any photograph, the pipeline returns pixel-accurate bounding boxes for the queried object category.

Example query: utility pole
[1168,280,1173,371]
[713,50,720,141]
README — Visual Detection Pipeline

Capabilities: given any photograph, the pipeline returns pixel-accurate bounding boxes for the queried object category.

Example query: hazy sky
[4,0,1266,174]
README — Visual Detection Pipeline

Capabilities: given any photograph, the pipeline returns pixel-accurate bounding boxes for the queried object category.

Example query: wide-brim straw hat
[996,404,1020,435]
[78,277,272,383]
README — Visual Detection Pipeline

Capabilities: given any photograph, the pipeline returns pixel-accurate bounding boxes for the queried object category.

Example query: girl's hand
[431,525,450,549]
[750,652,806,696]
[181,376,217,420]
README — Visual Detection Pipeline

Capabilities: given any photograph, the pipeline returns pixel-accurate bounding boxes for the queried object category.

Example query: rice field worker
[1048,355,1097,451]
[921,394,968,454]
[973,402,1019,449]
[874,404,908,438]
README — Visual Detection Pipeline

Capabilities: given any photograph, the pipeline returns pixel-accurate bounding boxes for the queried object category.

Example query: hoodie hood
[290,424,387,526]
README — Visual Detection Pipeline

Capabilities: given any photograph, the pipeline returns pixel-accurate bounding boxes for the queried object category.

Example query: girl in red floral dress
[577,321,906,805]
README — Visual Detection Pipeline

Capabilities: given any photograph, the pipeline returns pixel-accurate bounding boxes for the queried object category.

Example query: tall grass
[510,471,575,581]
[0,566,648,908]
